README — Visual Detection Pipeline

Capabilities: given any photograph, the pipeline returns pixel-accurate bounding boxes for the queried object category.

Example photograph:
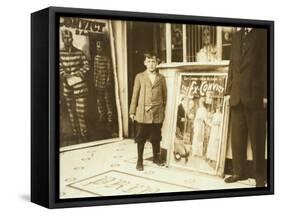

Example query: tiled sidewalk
[60,139,255,199]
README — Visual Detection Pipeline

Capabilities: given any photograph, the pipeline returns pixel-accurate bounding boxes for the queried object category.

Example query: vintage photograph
[59,16,268,199]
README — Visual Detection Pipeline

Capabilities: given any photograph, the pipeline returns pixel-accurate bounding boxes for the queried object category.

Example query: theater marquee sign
[60,17,107,35]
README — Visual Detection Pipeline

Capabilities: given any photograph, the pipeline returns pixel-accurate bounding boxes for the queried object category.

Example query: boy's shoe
[153,157,165,166]
[136,161,144,171]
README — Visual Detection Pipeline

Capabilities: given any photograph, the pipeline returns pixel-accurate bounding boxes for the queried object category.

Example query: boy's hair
[144,52,157,59]
[143,51,161,63]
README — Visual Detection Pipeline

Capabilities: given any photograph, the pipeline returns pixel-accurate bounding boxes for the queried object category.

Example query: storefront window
[159,24,236,63]
[186,25,217,62]
[171,24,183,62]
[221,27,235,60]
[159,23,167,63]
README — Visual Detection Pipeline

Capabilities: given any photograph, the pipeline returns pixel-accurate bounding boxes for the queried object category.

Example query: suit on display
[225,28,267,186]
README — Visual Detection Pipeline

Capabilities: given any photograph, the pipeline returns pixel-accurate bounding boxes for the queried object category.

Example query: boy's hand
[130,114,135,121]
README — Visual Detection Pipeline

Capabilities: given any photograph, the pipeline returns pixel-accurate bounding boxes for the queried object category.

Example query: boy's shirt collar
[145,69,157,75]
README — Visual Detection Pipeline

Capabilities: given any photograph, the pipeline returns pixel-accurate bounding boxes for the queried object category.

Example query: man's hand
[130,114,135,121]
[263,98,267,108]
[224,95,230,101]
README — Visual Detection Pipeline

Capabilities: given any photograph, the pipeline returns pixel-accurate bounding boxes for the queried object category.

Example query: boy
[129,52,167,171]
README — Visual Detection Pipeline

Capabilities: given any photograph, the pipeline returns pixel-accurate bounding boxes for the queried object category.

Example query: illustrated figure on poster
[196,27,217,62]
[129,52,167,171]
[59,29,89,143]
[93,40,114,128]
[185,99,195,145]
[205,90,214,110]
[206,105,223,162]
[173,96,193,163]
[192,97,208,157]
[176,96,186,138]
[224,28,267,187]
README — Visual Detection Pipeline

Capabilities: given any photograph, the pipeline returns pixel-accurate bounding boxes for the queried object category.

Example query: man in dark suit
[224,27,267,187]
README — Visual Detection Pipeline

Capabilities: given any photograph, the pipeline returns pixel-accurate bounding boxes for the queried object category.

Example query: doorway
[127,21,161,137]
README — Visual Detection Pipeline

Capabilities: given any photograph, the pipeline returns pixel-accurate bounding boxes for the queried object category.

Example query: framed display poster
[168,72,229,176]
[59,17,123,151]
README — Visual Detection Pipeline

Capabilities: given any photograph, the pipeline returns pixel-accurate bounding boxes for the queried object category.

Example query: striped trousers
[96,88,113,123]
[63,82,88,140]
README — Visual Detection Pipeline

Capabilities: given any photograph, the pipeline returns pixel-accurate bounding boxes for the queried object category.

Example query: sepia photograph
[57,14,270,200]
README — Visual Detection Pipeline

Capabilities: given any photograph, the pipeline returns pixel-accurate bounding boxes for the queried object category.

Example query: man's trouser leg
[104,89,113,123]
[64,93,79,141]
[97,89,106,122]
[231,103,248,177]
[75,95,88,141]
[245,106,266,186]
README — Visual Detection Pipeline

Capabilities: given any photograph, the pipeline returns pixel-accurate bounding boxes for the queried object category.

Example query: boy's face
[144,57,157,72]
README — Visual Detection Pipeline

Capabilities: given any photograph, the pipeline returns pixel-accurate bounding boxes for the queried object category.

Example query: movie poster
[170,73,229,175]
[59,17,122,149]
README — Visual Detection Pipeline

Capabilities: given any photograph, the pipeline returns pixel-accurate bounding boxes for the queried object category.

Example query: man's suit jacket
[129,71,167,124]
[225,28,267,108]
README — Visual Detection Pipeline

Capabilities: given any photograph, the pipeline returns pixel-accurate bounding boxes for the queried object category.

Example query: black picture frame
[31,6,274,208]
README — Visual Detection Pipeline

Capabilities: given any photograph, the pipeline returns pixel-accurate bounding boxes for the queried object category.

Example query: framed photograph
[31,7,274,208]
